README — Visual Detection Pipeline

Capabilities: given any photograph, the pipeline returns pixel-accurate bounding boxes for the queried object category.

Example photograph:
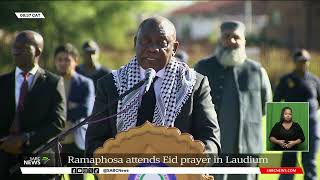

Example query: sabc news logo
[24,156,50,166]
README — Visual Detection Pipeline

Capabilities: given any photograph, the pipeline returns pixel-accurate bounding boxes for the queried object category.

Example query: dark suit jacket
[66,72,94,150]
[67,72,94,123]
[0,67,66,153]
[85,72,221,157]
[76,64,112,90]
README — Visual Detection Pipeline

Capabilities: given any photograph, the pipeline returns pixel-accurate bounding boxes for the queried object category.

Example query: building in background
[170,1,320,51]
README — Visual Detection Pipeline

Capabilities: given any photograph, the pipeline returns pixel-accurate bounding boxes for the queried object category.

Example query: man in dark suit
[85,16,221,158]
[0,30,66,179]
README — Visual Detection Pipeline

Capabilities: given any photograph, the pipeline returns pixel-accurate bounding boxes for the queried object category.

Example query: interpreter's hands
[277,140,287,148]
[285,141,296,149]
[0,135,23,155]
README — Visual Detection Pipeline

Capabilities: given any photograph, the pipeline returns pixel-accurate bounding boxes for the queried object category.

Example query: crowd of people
[0,15,319,180]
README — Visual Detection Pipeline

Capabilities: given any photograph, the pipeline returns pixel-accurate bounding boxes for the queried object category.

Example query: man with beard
[195,21,272,180]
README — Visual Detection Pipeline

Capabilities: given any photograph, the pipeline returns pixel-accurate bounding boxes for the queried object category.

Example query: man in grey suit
[195,21,272,180]
[85,16,221,158]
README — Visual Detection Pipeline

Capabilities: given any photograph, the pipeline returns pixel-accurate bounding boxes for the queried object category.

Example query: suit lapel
[109,78,118,135]
[30,67,46,90]
[19,68,47,128]
[68,72,78,101]
[23,68,46,107]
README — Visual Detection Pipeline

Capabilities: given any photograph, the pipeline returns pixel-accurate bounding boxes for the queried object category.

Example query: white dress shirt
[15,64,39,109]
[139,66,165,98]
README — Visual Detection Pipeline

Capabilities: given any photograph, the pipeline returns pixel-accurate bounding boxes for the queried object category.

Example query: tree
[0,1,167,71]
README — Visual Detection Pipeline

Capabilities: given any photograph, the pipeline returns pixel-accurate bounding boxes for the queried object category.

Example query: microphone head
[144,68,156,93]
[145,68,156,79]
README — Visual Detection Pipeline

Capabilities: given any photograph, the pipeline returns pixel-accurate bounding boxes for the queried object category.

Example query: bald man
[0,30,66,179]
[85,16,221,157]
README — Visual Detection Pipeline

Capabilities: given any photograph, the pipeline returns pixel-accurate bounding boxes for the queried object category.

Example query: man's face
[295,60,309,73]
[83,51,99,63]
[135,22,179,72]
[216,29,246,66]
[12,41,37,70]
[54,52,78,76]
[220,29,245,49]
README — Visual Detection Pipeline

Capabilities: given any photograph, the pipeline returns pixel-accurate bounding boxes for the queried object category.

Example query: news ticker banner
[19,153,303,175]
[21,153,301,167]
[20,167,303,174]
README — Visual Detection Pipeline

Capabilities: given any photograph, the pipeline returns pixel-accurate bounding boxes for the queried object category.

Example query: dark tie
[137,77,158,126]
[10,72,29,134]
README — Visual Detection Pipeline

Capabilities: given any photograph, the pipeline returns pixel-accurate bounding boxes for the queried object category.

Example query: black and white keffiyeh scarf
[112,56,197,132]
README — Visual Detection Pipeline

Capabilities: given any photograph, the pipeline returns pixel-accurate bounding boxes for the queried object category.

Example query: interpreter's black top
[269,122,305,150]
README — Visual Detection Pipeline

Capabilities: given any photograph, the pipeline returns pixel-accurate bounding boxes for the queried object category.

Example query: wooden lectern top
[94,121,214,180]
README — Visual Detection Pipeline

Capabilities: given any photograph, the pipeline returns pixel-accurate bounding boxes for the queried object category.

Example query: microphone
[144,68,156,93]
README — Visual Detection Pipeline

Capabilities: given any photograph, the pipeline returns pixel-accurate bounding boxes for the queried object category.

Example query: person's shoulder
[306,72,320,81]
[75,73,95,90]
[95,72,117,95]
[292,121,302,128]
[195,54,217,67]
[243,58,262,70]
[42,68,61,82]
[272,122,282,129]
[292,122,304,131]
[0,70,14,81]
[96,71,115,87]
[0,71,14,88]
[192,70,209,90]
[273,121,281,126]
[39,69,64,92]
[194,55,219,75]
[99,66,112,74]
[278,72,294,82]
[74,72,93,84]
[194,71,205,80]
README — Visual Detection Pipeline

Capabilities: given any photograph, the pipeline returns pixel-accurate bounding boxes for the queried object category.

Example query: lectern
[93,121,213,180]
